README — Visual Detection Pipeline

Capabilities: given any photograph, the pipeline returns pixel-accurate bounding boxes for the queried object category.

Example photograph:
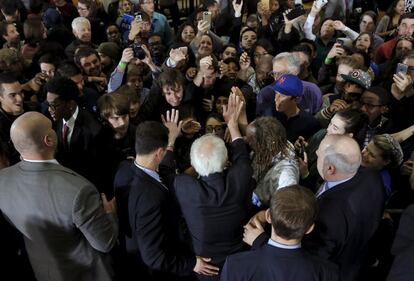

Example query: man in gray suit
[0,112,118,281]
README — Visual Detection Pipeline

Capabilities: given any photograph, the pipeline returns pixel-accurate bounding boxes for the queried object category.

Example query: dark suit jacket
[126,153,196,279]
[387,204,414,281]
[55,108,105,193]
[174,139,254,265]
[221,244,338,281]
[303,167,385,281]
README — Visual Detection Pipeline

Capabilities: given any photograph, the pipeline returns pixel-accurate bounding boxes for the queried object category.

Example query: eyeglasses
[46,102,63,111]
[268,71,285,79]
[205,124,225,134]
[360,101,383,110]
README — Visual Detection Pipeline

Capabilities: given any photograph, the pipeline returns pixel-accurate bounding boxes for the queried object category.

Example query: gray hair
[272,52,300,75]
[324,146,361,175]
[71,17,90,31]
[190,134,228,177]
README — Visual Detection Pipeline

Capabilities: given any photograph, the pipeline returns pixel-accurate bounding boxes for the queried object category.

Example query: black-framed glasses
[46,102,63,111]
[268,71,285,79]
[360,101,383,110]
[205,124,225,134]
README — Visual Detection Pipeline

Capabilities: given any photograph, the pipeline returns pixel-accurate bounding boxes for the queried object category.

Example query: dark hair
[0,21,12,37]
[159,68,185,89]
[240,27,257,40]
[136,10,151,23]
[74,46,99,68]
[135,121,169,154]
[270,185,317,240]
[38,53,59,66]
[299,39,317,56]
[57,62,82,77]
[0,0,18,16]
[386,0,404,18]
[222,43,237,52]
[398,12,414,25]
[353,32,374,52]
[45,77,80,101]
[222,57,240,70]
[24,17,45,46]
[250,117,290,181]
[364,86,391,105]
[175,22,195,43]
[254,38,275,56]
[121,84,140,103]
[335,108,367,135]
[291,44,312,59]
[203,0,218,9]
[0,72,18,96]
[97,92,130,120]
[360,10,378,25]
[205,112,224,124]
[78,0,98,17]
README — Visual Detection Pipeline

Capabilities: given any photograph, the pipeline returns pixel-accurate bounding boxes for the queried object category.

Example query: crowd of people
[1,0,414,280]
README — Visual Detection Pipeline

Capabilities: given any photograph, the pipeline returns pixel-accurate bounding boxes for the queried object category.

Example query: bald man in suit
[0,112,118,281]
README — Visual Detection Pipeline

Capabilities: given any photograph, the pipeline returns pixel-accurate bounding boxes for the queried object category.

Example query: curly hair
[249,117,290,180]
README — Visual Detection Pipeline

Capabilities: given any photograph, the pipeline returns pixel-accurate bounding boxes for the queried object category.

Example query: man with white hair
[256,52,322,117]
[65,17,97,59]
[174,93,254,280]
[304,134,385,281]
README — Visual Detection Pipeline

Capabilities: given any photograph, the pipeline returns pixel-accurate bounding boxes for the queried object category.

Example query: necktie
[62,123,69,150]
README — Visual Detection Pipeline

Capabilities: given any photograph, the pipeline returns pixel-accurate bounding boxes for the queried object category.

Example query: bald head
[11,112,56,158]
[317,135,361,180]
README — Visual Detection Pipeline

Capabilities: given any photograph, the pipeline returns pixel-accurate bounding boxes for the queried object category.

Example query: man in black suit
[387,204,414,281]
[174,93,253,280]
[119,110,219,281]
[246,135,385,281]
[45,77,106,193]
[221,185,338,281]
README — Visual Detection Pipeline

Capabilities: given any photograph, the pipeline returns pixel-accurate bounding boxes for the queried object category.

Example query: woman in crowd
[362,134,403,197]
[376,0,405,40]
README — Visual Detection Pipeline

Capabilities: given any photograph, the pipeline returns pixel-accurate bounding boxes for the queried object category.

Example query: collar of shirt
[23,159,59,164]
[326,176,353,190]
[134,160,164,185]
[268,238,301,249]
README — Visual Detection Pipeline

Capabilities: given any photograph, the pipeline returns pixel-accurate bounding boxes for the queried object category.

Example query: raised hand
[161,109,183,146]
[120,47,134,64]
[232,0,243,17]
[223,93,243,139]
[239,52,251,71]
[326,43,345,59]
[169,47,187,65]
